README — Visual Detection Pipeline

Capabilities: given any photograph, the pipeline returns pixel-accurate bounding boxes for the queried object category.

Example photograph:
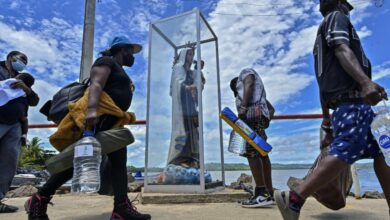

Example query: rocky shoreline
[7,172,385,199]
[225,173,386,199]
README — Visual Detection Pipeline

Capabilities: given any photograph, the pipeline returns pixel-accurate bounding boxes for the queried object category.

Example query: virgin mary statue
[167,47,205,168]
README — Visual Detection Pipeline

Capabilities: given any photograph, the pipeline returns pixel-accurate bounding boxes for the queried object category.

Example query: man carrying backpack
[0,51,39,213]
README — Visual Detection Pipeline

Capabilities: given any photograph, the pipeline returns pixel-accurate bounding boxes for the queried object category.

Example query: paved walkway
[1,194,389,220]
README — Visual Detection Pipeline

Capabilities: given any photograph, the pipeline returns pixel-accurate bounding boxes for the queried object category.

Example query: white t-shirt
[235,68,270,119]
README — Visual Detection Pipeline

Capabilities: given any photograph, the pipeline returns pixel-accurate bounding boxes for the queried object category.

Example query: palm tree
[18,137,56,170]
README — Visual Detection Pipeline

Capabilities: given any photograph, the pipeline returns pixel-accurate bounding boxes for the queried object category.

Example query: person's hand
[11,80,31,95]
[186,85,197,99]
[320,118,333,149]
[238,106,247,120]
[186,85,196,91]
[85,108,98,130]
[320,128,333,149]
[21,136,27,146]
[361,81,388,106]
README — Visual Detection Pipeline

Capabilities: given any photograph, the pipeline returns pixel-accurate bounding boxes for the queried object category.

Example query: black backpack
[40,78,90,124]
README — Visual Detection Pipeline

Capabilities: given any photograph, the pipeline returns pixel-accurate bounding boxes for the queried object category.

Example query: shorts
[240,116,269,158]
[329,103,382,164]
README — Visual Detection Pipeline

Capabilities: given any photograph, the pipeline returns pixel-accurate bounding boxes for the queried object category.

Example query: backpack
[40,78,90,124]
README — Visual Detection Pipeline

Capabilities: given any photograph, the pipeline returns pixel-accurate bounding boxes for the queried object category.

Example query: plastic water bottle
[205,172,212,183]
[228,130,246,155]
[370,103,390,166]
[174,165,186,184]
[72,130,102,193]
[163,165,175,184]
[221,108,272,155]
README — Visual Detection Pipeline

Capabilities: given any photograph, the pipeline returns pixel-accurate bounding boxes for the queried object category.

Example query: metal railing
[28,115,324,129]
[28,113,362,198]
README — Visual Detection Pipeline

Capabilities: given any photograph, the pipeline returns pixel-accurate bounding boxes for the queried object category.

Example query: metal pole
[79,0,96,81]
[215,39,225,186]
[144,24,153,192]
[351,164,362,199]
[196,10,205,193]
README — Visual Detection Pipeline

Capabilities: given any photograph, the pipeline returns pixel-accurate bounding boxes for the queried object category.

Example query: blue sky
[0,0,389,167]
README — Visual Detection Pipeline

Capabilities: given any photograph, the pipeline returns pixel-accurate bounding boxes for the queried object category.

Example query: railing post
[79,0,96,81]
[351,164,362,199]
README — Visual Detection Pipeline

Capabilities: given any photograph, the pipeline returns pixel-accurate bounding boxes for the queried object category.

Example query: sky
[0,0,389,168]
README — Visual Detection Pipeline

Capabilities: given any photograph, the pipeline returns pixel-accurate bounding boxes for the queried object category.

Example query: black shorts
[240,116,269,158]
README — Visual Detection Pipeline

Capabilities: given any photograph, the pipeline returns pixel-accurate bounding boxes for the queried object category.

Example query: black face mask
[124,53,135,67]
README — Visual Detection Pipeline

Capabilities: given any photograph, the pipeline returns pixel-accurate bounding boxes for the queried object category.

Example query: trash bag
[288,128,353,210]
[308,147,352,210]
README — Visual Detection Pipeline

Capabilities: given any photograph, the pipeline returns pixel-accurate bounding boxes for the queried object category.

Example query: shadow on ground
[311,210,385,220]
[57,212,111,220]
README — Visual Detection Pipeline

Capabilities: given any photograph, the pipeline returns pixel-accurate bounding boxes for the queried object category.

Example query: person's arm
[325,12,386,105]
[26,89,39,106]
[320,94,333,149]
[266,99,275,119]
[334,44,387,105]
[85,65,111,130]
[11,81,39,106]
[320,94,331,126]
[238,74,254,119]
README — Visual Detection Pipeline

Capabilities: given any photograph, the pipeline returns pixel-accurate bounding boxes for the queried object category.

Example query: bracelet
[321,124,333,132]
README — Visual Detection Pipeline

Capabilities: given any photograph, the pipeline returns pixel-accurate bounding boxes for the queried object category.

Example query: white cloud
[373,61,390,81]
[207,0,319,105]
[0,0,385,167]
[0,17,83,84]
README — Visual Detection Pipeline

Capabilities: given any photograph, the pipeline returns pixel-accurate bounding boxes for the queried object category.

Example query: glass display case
[144,9,224,193]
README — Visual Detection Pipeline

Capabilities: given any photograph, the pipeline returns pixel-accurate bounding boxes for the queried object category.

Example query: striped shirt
[313,11,371,108]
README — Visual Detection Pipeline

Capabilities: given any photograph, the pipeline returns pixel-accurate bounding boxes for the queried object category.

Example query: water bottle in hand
[72,130,102,193]
[228,130,246,155]
[370,103,390,166]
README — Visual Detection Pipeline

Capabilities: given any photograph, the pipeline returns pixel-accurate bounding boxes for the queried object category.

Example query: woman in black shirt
[25,36,151,220]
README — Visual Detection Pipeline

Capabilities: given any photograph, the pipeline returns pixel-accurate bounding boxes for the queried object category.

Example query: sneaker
[24,194,52,220]
[274,190,300,220]
[241,193,273,208]
[111,197,151,220]
[0,201,18,213]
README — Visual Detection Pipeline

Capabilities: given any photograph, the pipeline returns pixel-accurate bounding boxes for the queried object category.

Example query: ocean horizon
[211,168,383,193]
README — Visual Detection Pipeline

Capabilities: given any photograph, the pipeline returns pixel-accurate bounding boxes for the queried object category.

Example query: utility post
[79,0,96,81]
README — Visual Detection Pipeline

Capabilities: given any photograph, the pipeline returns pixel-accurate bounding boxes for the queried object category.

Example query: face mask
[124,54,134,67]
[11,59,26,72]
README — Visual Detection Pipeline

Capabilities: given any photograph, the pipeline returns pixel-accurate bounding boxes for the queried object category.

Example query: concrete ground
[1,193,389,220]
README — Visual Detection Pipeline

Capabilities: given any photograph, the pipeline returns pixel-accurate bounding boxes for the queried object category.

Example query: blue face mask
[11,59,26,72]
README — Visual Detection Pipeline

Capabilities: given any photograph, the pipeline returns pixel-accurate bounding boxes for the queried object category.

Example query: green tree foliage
[18,137,56,170]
